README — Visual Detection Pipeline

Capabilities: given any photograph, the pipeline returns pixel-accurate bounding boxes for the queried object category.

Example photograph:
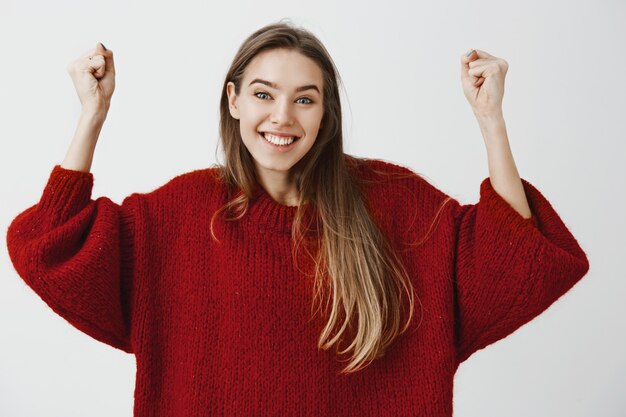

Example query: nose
[270,98,294,126]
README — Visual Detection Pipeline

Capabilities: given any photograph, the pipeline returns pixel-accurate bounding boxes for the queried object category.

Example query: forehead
[243,48,324,88]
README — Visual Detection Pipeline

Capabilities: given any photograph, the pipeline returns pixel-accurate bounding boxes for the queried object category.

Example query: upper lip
[260,130,301,138]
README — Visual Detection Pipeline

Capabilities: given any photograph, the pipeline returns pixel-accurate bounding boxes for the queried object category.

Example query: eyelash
[254,91,314,105]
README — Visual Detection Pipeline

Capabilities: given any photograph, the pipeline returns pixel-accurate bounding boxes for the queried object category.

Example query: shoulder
[150,165,222,194]
[130,165,225,211]
[346,155,450,202]
[346,155,456,239]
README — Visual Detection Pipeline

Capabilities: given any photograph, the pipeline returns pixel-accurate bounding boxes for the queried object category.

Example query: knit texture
[6,157,590,416]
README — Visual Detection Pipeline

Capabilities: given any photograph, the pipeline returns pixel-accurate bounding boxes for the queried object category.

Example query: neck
[255,166,300,207]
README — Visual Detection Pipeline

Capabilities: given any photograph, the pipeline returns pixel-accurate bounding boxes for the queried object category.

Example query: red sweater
[6,157,589,416]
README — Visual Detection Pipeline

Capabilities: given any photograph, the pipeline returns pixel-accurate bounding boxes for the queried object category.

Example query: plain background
[1,0,624,416]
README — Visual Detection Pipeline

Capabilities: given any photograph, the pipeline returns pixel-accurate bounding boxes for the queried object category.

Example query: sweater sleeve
[452,177,590,365]
[6,165,143,354]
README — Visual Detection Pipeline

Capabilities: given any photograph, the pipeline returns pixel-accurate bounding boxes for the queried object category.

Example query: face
[227,48,325,178]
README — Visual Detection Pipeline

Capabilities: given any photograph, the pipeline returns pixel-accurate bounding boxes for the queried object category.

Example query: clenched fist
[66,42,116,114]
[460,49,508,118]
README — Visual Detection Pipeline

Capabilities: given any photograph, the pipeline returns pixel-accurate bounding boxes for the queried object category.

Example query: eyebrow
[248,78,321,94]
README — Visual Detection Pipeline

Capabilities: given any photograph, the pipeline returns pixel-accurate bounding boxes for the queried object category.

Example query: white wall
[1,0,623,416]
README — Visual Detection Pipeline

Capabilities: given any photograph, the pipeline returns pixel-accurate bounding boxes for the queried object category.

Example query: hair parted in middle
[208,18,452,374]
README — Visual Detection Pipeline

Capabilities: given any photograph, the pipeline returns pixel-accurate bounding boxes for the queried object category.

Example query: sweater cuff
[478,177,549,234]
[38,165,94,222]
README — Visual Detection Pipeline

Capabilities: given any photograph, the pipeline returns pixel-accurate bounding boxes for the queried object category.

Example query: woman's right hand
[66,42,115,114]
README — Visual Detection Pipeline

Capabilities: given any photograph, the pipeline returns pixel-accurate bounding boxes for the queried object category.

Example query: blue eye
[254,91,313,104]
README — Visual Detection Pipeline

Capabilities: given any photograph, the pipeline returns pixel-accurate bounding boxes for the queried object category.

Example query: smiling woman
[226,48,325,196]
[6,18,590,417]
[213,25,433,380]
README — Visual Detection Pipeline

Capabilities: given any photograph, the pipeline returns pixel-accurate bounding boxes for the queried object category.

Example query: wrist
[80,108,108,124]
[474,110,504,125]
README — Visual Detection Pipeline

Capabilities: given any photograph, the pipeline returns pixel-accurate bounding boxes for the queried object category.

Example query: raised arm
[5,43,143,352]
[62,41,114,172]
[452,49,589,364]
[461,48,534,222]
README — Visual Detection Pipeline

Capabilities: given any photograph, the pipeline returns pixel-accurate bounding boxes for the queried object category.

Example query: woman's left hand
[461,49,508,118]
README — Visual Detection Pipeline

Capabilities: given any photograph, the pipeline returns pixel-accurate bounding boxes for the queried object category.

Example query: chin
[254,159,298,173]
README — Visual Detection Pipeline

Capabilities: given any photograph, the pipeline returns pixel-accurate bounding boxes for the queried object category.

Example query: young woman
[7,20,589,416]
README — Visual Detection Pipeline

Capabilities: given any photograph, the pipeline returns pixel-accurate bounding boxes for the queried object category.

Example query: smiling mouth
[259,131,301,146]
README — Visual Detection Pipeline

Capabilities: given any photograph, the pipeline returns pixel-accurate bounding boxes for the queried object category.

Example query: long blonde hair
[209,19,450,374]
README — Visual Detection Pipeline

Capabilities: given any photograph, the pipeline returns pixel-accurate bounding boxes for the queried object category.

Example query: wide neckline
[251,183,300,208]
[246,183,317,234]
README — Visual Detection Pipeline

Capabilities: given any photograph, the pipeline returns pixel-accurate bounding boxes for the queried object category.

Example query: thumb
[97,42,115,74]
[460,49,476,83]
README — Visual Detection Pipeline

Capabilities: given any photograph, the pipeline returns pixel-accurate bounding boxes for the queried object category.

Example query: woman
[6,20,589,416]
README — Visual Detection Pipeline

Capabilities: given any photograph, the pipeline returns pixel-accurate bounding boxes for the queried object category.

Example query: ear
[226,81,240,120]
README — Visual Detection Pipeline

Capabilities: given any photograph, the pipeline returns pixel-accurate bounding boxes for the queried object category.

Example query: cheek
[238,100,262,119]
[315,108,325,126]
[305,110,324,129]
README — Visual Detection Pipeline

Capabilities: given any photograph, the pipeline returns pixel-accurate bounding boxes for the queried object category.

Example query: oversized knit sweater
[6,156,590,416]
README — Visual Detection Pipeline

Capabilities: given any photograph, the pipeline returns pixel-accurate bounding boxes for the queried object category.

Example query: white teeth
[262,132,297,146]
